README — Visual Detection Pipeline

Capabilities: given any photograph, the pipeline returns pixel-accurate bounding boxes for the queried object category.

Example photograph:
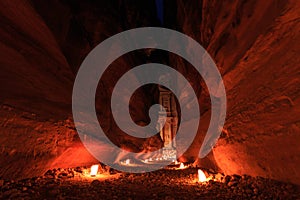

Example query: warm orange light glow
[125,159,130,165]
[90,165,99,176]
[179,163,185,169]
[198,169,207,182]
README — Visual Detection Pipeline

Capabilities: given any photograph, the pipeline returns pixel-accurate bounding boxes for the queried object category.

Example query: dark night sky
[155,0,164,25]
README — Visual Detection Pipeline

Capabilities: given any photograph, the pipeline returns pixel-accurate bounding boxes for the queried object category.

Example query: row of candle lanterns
[89,163,208,182]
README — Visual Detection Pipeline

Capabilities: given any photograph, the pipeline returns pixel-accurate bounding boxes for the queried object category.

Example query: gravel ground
[0,165,299,200]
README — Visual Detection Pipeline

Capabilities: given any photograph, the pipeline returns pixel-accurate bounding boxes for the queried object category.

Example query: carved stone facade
[157,85,178,154]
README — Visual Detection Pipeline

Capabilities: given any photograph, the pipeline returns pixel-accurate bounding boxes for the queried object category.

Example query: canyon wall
[174,0,300,184]
[0,0,159,179]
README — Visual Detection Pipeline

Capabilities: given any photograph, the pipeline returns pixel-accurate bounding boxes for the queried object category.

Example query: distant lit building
[157,79,178,160]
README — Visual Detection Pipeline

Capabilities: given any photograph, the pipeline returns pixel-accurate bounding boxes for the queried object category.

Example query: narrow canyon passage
[0,0,299,199]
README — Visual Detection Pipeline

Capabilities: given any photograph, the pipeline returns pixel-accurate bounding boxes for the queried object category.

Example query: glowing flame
[198,169,207,182]
[179,163,185,169]
[125,159,130,165]
[90,165,99,176]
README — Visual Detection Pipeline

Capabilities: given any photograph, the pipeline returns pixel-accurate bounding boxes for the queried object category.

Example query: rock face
[0,0,299,185]
[0,0,75,179]
[173,0,300,184]
[0,0,160,179]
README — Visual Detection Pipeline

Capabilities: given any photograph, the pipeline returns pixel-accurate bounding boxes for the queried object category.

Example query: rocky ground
[0,165,299,200]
